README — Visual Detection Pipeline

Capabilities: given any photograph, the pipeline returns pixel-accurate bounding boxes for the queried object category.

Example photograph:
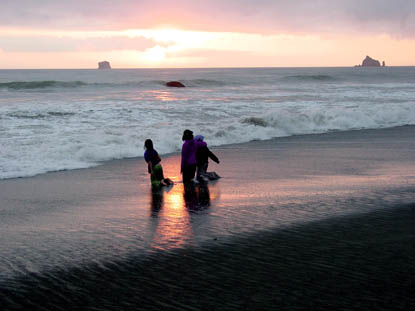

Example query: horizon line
[1,65,414,70]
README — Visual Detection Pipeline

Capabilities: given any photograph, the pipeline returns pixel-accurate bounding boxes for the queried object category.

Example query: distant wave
[0,79,228,90]
[0,80,163,90]
[7,111,76,119]
[141,79,227,87]
[181,79,227,87]
[281,75,336,82]
[97,79,227,88]
[0,81,88,90]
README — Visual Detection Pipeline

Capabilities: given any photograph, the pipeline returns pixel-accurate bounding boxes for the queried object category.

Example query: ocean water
[1,67,415,309]
[1,67,415,179]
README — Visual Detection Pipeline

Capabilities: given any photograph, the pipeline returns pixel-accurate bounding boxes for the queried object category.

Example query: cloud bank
[1,0,415,37]
[0,35,158,53]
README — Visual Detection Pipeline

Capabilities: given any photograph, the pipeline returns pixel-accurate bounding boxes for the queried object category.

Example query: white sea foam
[1,67,415,179]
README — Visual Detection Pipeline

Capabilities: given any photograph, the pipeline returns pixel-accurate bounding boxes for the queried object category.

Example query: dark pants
[182,165,196,183]
[196,162,208,180]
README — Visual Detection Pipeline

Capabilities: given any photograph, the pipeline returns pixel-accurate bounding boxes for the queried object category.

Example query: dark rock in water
[98,61,111,69]
[361,56,381,67]
[166,81,185,87]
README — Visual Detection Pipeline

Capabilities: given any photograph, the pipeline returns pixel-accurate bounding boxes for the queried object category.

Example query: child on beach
[194,135,220,181]
[144,139,173,188]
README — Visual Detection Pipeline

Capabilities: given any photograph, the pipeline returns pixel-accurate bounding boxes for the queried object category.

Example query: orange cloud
[0,20,415,68]
[0,35,159,53]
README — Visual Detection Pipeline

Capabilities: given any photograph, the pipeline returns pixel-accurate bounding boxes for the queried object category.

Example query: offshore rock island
[355,56,385,67]
[98,61,111,69]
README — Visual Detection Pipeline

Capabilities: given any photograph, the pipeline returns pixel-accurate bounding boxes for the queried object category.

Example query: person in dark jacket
[194,135,220,181]
[144,139,173,188]
[181,129,198,183]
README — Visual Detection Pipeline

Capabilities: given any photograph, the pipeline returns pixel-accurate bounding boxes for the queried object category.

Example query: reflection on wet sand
[183,183,211,212]
[149,182,216,250]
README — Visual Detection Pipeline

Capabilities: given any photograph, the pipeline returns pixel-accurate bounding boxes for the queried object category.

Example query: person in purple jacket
[181,129,198,183]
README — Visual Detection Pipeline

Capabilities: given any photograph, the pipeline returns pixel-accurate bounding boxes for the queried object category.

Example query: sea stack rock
[98,61,111,69]
[361,56,381,67]
[166,81,185,87]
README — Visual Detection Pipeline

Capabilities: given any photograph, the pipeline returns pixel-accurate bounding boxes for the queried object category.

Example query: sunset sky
[1,0,415,68]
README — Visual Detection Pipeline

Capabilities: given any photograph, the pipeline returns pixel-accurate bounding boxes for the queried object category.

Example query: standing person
[194,135,220,181]
[144,139,172,188]
[181,129,198,183]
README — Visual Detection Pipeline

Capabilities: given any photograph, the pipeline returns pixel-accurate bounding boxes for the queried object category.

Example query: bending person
[195,135,220,181]
[144,139,173,188]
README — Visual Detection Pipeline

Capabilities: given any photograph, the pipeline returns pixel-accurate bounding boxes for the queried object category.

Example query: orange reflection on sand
[166,192,182,209]
[219,174,398,207]
[207,183,219,202]
[150,184,193,250]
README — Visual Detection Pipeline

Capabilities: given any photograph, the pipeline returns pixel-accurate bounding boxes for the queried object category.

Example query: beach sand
[1,126,415,310]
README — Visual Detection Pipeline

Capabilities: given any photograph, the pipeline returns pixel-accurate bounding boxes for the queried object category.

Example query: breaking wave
[2,100,414,180]
[241,117,268,127]
[0,79,228,90]
[1,67,415,180]
[240,102,415,138]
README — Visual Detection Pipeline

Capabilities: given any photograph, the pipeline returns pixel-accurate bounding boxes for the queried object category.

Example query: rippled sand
[2,205,415,310]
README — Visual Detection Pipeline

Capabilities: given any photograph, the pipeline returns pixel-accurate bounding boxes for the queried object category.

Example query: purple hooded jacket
[181,139,200,172]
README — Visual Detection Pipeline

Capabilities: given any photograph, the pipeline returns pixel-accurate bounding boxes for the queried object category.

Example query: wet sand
[3,204,415,310]
[1,126,415,310]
